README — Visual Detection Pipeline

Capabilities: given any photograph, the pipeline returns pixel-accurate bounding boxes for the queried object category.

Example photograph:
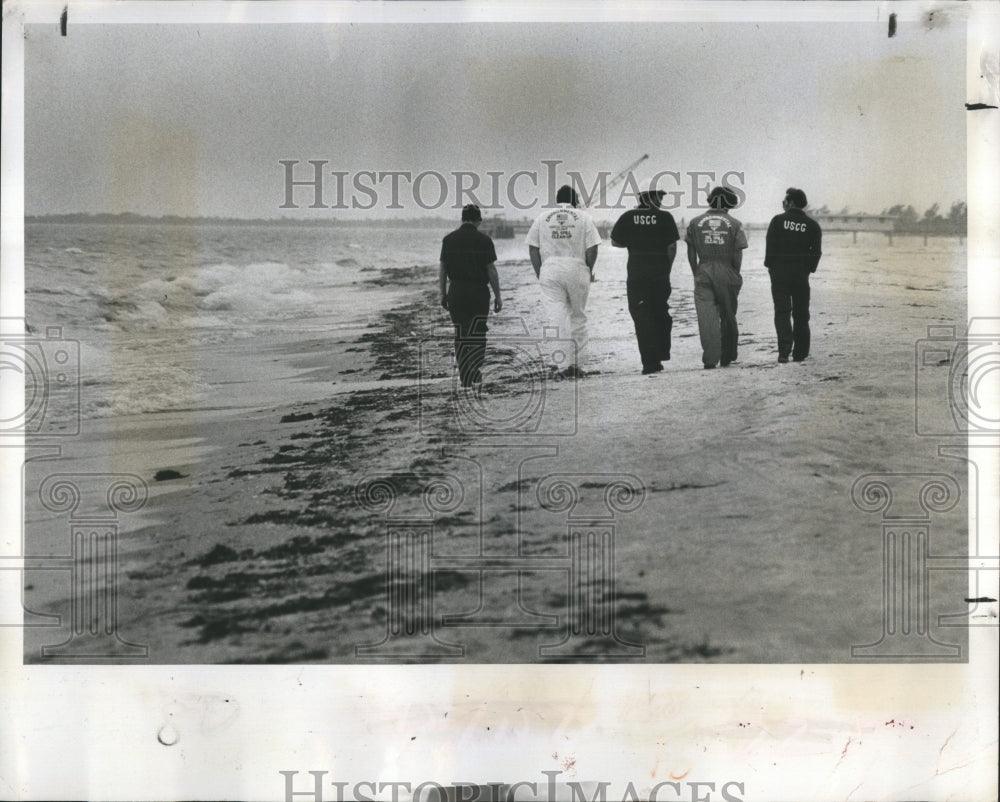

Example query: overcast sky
[23,13,966,223]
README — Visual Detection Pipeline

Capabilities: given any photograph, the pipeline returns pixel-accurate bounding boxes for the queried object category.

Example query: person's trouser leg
[452,316,486,386]
[459,315,488,385]
[790,273,811,361]
[538,266,570,368]
[651,274,672,361]
[563,263,591,368]
[717,281,740,365]
[538,263,569,315]
[454,318,472,386]
[769,270,793,358]
[627,279,659,370]
[694,272,721,367]
[449,287,489,386]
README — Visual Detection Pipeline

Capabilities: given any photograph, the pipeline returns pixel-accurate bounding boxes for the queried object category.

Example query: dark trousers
[768,269,811,360]
[448,284,489,387]
[627,275,672,370]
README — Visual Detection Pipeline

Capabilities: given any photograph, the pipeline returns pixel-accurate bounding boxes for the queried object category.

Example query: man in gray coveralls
[685,186,749,369]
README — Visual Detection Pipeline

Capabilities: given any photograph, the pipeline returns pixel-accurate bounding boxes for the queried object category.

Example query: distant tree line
[882,202,967,235]
[810,201,967,235]
[25,212,462,229]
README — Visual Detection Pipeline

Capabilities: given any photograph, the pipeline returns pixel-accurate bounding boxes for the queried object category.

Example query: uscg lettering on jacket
[783,221,807,232]
[632,214,658,225]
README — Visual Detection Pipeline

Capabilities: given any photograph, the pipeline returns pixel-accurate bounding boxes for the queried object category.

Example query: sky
[22,8,967,223]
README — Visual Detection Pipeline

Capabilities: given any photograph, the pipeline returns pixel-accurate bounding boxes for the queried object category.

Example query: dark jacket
[764,208,822,273]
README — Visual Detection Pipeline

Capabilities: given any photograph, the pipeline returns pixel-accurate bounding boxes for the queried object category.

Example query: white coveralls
[525,203,602,369]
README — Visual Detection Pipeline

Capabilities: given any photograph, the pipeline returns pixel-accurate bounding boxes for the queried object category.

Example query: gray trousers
[694,262,743,367]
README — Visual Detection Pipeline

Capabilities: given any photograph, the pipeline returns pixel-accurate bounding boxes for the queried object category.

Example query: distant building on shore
[812,212,897,232]
[481,216,514,239]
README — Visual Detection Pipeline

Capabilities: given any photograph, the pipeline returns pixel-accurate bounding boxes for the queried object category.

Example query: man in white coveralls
[526,184,602,378]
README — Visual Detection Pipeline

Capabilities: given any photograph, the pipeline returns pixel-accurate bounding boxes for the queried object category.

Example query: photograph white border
[2,2,997,800]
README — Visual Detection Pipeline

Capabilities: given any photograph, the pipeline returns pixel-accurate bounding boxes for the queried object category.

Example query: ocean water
[22,221,966,425]
[23,222,527,422]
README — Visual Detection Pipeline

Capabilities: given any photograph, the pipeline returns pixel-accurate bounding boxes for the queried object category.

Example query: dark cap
[784,187,808,209]
[637,178,667,200]
[707,186,739,210]
[461,204,482,222]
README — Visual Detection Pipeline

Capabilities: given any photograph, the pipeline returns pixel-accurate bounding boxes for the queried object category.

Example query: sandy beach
[22,230,969,664]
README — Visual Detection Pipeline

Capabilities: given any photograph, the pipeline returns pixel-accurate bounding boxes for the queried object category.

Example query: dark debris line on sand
[175,267,478,657]
[173,262,724,662]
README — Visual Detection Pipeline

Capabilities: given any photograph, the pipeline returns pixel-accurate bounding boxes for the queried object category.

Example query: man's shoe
[778,356,789,364]
[641,363,664,375]
[703,364,716,370]
[792,355,808,362]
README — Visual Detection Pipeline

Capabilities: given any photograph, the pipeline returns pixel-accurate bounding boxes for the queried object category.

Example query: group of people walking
[438,183,822,387]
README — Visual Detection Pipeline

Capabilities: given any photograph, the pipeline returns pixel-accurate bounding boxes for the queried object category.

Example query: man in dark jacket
[611,180,680,375]
[439,204,502,387]
[764,187,822,363]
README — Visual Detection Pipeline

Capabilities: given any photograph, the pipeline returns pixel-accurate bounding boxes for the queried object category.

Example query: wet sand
[22,232,970,663]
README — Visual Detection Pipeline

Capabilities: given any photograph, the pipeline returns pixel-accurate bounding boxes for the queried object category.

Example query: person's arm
[687,240,698,274]
[763,217,778,268]
[808,224,822,273]
[486,262,502,312]
[584,217,601,280]
[610,217,625,249]
[732,224,749,273]
[529,245,542,279]
[438,261,448,309]
[665,242,677,272]
[610,220,626,249]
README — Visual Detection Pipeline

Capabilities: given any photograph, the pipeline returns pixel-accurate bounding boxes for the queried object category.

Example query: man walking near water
[686,186,748,369]
[526,184,602,378]
[439,204,502,388]
[764,187,822,363]
[611,180,680,375]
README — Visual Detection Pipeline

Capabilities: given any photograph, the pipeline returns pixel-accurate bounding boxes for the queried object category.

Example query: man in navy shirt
[611,181,680,375]
[439,204,502,387]
[764,187,822,363]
